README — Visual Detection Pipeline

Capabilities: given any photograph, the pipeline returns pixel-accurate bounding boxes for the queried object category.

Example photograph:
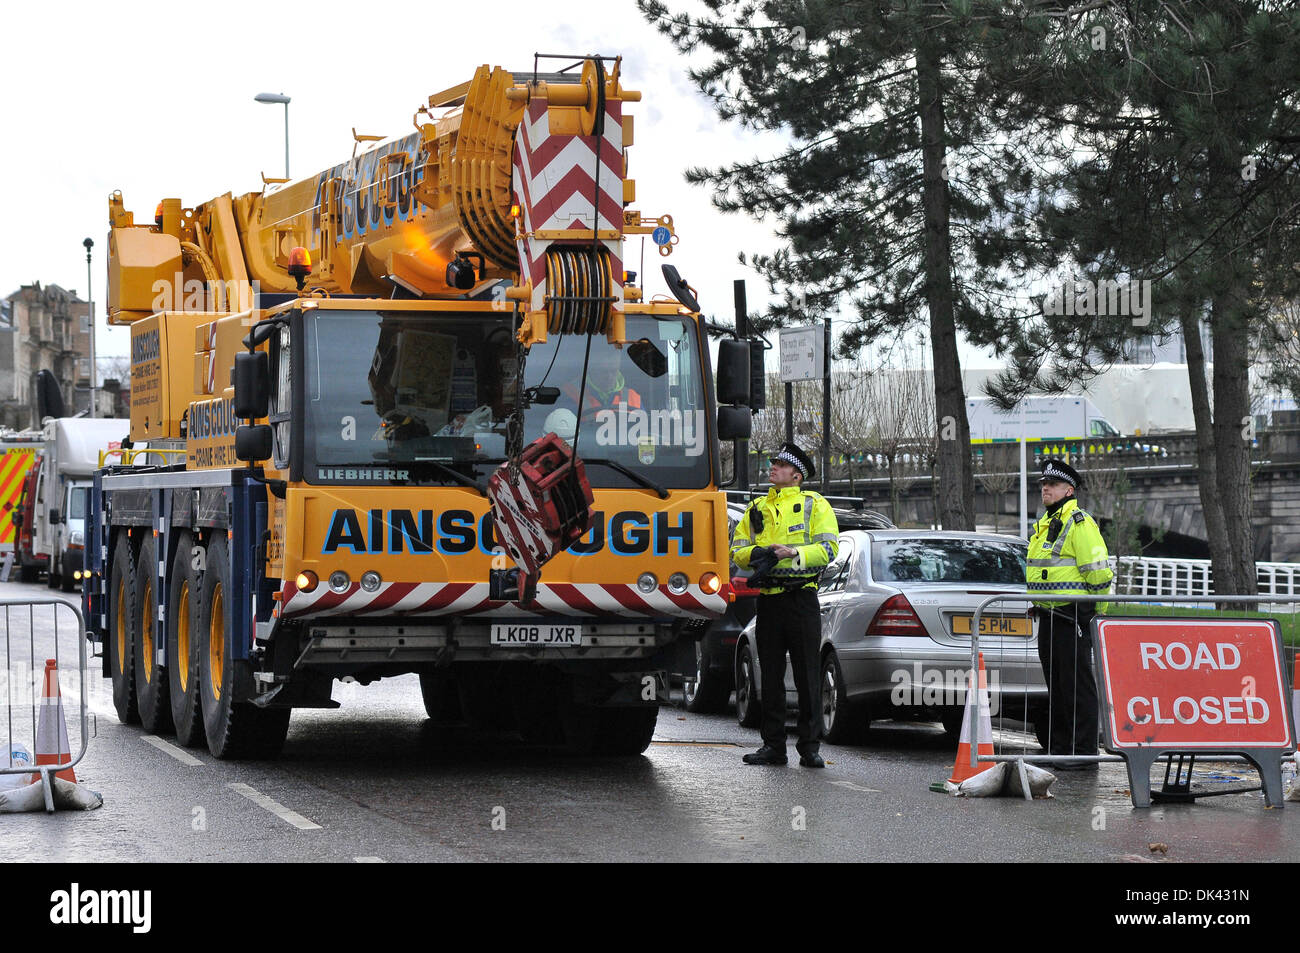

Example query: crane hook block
[486,433,595,605]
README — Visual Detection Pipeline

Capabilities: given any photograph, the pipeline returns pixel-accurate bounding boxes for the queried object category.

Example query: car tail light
[866,593,927,637]
[731,575,760,598]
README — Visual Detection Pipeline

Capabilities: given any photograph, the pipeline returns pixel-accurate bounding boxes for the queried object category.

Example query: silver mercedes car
[734,530,1050,745]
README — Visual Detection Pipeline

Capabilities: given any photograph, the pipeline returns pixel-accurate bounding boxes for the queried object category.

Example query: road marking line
[228,782,322,830]
[829,780,881,793]
[650,740,742,747]
[141,734,203,766]
[353,856,385,863]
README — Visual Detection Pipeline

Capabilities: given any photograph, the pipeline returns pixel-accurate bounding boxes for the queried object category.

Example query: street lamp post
[254,92,292,179]
[83,237,96,419]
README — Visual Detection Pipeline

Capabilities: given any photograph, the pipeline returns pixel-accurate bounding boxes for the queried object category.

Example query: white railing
[1113,555,1300,598]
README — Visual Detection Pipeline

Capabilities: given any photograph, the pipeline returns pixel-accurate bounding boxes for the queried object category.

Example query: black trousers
[1036,606,1099,756]
[756,588,822,754]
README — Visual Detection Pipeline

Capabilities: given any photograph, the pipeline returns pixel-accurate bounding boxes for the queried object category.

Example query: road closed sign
[1096,617,1294,750]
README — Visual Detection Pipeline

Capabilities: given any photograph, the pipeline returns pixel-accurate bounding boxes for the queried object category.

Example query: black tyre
[198,534,290,759]
[167,531,204,746]
[19,562,39,583]
[59,567,76,592]
[108,533,139,724]
[593,706,658,755]
[735,644,762,729]
[456,667,513,731]
[46,557,59,589]
[821,650,862,744]
[684,640,730,713]
[563,704,658,756]
[418,669,463,722]
[133,534,172,734]
[511,667,565,745]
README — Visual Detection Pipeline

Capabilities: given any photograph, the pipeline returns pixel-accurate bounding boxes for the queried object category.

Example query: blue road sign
[652,226,671,246]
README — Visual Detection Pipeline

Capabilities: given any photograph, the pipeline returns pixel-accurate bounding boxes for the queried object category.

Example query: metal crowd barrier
[967,592,1298,806]
[0,599,90,812]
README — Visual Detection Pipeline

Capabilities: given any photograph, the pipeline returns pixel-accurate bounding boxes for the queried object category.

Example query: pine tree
[639,0,1059,529]
[980,1,1300,596]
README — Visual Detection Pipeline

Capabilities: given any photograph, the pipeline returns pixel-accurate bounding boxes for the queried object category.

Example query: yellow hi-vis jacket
[730,486,840,594]
[1027,497,1113,613]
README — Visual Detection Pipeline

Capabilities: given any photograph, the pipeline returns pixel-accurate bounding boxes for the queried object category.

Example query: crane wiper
[371,457,488,496]
[579,458,670,499]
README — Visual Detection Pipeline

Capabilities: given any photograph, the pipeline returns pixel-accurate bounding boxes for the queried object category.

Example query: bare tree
[861,370,930,525]
[827,359,877,496]
[1076,452,1163,582]
[974,442,1018,533]
[748,372,791,483]
[98,355,131,387]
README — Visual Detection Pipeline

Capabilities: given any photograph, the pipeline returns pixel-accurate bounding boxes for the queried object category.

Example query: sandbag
[1006,760,1057,798]
[955,762,1008,797]
[0,776,102,813]
[946,760,1057,798]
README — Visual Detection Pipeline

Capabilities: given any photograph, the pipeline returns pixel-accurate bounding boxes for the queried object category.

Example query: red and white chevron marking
[279,580,725,620]
[487,464,552,576]
[512,98,625,315]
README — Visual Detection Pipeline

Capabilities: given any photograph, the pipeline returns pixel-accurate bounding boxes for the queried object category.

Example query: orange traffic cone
[29,659,75,785]
[947,653,996,786]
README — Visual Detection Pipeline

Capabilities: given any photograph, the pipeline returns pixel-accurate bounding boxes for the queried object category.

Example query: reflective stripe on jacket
[1027,497,1113,613]
[729,486,839,594]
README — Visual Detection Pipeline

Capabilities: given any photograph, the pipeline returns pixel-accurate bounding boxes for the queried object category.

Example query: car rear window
[872,539,1026,584]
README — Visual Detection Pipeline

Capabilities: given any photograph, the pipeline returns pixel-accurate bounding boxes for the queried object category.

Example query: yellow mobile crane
[89,56,754,758]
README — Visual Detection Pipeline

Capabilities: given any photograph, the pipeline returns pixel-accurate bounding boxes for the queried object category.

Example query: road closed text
[1097,618,1293,748]
[1128,694,1269,726]
[1128,640,1267,725]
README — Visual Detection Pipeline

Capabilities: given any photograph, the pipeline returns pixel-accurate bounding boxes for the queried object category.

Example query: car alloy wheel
[822,658,838,736]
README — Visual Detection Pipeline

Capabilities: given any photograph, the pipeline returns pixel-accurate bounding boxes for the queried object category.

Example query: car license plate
[951,614,1031,637]
[490,624,581,646]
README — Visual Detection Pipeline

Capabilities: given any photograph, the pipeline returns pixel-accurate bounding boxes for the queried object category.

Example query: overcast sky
[0,0,996,370]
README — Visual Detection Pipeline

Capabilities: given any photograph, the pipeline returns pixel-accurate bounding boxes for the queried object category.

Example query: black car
[679,493,894,713]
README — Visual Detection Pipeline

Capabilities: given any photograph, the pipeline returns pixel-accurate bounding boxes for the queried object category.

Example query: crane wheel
[108,531,140,725]
[198,533,290,759]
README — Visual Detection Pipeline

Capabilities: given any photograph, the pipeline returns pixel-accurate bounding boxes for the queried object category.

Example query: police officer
[1028,458,1113,770]
[730,442,839,767]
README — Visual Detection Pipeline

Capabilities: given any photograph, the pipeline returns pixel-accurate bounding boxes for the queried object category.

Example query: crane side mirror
[233,351,270,419]
[716,339,751,406]
[717,405,751,440]
[235,425,273,463]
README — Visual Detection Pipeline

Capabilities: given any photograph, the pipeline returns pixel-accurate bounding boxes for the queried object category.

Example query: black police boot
[799,751,825,768]
[743,745,788,766]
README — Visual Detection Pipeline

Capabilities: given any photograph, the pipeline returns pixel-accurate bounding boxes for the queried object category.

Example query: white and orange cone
[28,659,75,785]
[947,652,996,787]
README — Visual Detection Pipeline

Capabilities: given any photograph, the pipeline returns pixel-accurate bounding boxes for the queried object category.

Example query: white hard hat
[544,408,577,441]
